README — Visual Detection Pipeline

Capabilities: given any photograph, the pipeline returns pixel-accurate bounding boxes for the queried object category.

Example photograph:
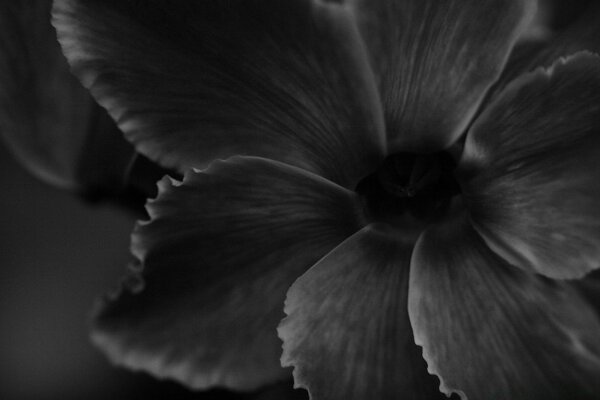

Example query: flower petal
[0,0,138,193]
[279,225,446,400]
[458,52,600,279]
[492,1,600,97]
[52,0,386,189]
[409,214,600,400]
[92,156,364,391]
[347,0,535,152]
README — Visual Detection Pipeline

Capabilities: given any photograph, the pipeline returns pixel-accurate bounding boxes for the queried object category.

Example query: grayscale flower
[7,0,600,399]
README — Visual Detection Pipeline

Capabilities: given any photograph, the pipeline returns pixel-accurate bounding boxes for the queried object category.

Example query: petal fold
[347,0,535,152]
[53,0,386,189]
[459,52,600,279]
[279,225,445,400]
[93,156,364,391]
[409,215,600,400]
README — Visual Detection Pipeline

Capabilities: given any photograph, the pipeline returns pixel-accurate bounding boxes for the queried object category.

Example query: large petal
[92,156,365,391]
[458,52,600,279]
[279,225,446,400]
[408,214,600,400]
[0,0,144,199]
[52,0,386,189]
[346,0,535,152]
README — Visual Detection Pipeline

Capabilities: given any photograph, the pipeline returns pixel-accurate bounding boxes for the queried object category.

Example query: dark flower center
[356,151,461,226]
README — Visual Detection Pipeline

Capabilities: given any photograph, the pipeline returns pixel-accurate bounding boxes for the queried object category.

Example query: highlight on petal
[409,215,600,400]
[519,0,554,41]
[346,0,536,152]
[52,0,386,189]
[458,52,600,279]
[92,156,365,391]
[0,0,137,194]
[279,225,446,400]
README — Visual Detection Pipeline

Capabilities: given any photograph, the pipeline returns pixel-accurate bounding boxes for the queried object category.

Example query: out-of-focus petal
[458,52,600,279]
[93,156,365,391]
[52,0,386,189]
[346,0,535,152]
[279,225,445,400]
[0,0,138,195]
[492,1,600,97]
[409,214,600,400]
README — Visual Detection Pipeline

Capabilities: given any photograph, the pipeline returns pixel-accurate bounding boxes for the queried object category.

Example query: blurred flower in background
[1,0,600,399]
[0,0,171,214]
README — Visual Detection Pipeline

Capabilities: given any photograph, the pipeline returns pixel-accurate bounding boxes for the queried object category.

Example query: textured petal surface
[459,53,600,279]
[93,156,364,391]
[409,214,600,400]
[53,0,386,189]
[279,225,446,400]
[347,0,535,152]
[0,0,137,193]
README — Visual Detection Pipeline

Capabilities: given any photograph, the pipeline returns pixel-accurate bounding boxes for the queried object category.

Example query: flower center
[356,151,461,226]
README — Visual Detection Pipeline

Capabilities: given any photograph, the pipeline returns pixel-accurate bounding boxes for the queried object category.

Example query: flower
[16,0,600,398]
